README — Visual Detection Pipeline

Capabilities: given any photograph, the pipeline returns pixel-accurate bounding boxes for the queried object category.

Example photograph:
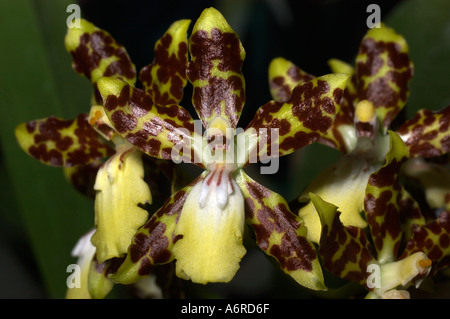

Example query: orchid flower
[96,7,349,290]
[14,18,184,298]
[269,23,450,298]
[269,23,450,244]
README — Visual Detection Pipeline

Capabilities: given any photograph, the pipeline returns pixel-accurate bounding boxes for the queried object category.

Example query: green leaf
[0,0,93,297]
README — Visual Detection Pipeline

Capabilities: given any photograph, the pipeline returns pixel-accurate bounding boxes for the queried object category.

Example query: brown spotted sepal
[355,23,413,130]
[97,77,200,164]
[320,59,359,152]
[327,59,358,123]
[400,210,450,276]
[139,20,191,105]
[186,7,245,129]
[63,160,103,199]
[235,170,326,291]
[267,58,357,153]
[310,193,376,287]
[65,19,136,104]
[15,114,114,167]
[396,105,450,158]
[268,57,314,103]
[244,74,349,163]
[109,178,200,285]
[364,131,410,264]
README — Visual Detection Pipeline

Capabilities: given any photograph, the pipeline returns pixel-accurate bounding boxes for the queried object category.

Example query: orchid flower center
[352,100,389,163]
[199,116,241,209]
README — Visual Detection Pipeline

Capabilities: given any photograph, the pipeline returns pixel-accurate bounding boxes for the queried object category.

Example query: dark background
[1,0,449,299]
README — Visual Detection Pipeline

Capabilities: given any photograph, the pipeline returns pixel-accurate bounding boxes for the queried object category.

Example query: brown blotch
[187,28,245,128]
[244,181,316,272]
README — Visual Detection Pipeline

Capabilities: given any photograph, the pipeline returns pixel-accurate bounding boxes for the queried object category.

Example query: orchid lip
[200,163,237,209]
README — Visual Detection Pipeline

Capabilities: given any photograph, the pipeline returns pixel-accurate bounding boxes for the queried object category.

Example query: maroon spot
[111,110,137,134]
[187,28,245,128]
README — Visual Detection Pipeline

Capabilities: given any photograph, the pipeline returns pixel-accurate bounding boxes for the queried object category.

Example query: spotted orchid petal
[364,131,410,264]
[235,170,326,291]
[139,19,191,105]
[91,145,152,263]
[327,58,358,117]
[324,59,359,152]
[63,160,103,199]
[398,186,427,240]
[15,114,114,167]
[97,77,201,164]
[268,57,314,103]
[243,74,349,164]
[400,210,450,276]
[186,7,245,129]
[65,19,136,104]
[355,24,414,130]
[396,105,450,158]
[109,178,201,285]
[311,193,376,287]
[267,58,356,153]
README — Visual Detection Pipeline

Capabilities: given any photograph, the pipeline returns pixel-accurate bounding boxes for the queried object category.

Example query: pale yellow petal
[91,146,151,263]
[172,177,246,284]
[299,155,378,243]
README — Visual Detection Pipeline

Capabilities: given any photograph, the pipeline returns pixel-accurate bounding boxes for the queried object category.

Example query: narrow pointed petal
[65,19,136,104]
[400,210,450,275]
[187,7,245,128]
[172,173,246,284]
[243,73,348,164]
[328,59,358,119]
[15,114,114,167]
[321,59,358,152]
[364,131,410,263]
[140,19,191,105]
[98,77,201,164]
[356,24,413,129]
[268,57,314,102]
[396,105,450,158]
[91,147,151,263]
[109,177,202,284]
[311,193,376,287]
[235,170,326,291]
